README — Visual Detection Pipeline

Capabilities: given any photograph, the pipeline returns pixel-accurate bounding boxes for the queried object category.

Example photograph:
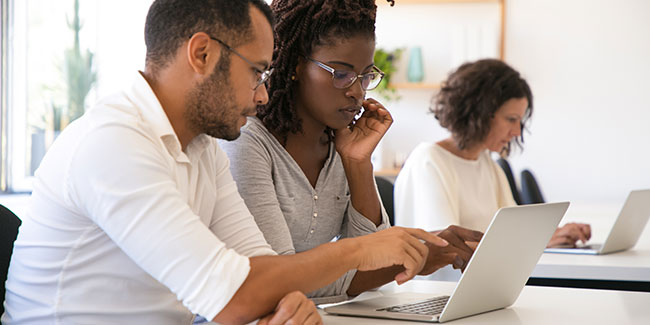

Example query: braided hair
[258,0,395,140]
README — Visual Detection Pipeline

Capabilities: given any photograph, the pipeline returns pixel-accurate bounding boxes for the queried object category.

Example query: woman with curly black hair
[221,0,482,303]
[394,58,590,248]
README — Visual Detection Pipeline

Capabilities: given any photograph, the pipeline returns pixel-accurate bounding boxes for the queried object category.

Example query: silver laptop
[544,189,650,255]
[325,202,569,323]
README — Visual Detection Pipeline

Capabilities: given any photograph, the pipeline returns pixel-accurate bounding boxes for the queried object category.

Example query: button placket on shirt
[307,190,319,237]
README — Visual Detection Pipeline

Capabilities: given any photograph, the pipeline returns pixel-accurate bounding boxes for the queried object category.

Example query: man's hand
[350,227,449,285]
[419,225,484,275]
[547,223,591,248]
[257,291,322,325]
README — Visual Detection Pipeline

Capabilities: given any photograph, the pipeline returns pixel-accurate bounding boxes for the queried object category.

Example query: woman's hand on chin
[334,98,393,162]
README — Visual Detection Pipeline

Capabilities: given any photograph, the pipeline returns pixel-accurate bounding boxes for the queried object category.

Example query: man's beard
[184,54,247,141]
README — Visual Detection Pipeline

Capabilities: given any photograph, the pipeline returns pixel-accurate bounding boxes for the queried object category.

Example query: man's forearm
[346,265,404,296]
[213,238,360,324]
[212,226,448,323]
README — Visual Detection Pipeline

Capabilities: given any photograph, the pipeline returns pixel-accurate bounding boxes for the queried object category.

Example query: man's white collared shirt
[2,73,275,324]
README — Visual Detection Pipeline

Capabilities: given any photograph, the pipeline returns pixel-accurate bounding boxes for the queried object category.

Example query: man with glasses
[210,36,274,91]
[3,1,448,324]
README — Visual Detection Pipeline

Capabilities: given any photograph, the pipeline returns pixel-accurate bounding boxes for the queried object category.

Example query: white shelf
[389,82,441,90]
[379,0,502,6]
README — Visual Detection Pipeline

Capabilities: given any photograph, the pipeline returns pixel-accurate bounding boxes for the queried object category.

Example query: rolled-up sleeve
[341,181,391,239]
[306,269,358,304]
[342,203,390,239]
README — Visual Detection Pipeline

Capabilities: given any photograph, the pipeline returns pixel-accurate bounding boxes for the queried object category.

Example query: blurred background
[1,0,649,213]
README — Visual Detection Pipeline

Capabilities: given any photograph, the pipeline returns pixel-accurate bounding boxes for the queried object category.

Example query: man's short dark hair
[431,59,533,155]
[144,0,273,73]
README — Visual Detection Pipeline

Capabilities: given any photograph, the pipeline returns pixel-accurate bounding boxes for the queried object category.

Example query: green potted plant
[62,0,96,128]
[372,47,403,102]
[30,0,96,174]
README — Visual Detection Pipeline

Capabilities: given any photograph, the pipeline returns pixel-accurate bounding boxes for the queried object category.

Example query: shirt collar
[126,71,210,163]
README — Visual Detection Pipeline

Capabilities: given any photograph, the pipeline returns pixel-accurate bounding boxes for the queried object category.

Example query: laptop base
[544,244,602,255]
[325,292,442,322]
[325,203,569,323]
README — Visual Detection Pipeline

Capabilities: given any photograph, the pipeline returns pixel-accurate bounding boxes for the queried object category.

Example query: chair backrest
[496,158,522,205]
[520,169,545,204]
[375,176,395,226]
[0,204,21,315]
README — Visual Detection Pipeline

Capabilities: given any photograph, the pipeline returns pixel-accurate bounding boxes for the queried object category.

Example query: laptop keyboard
[377,295,450,315]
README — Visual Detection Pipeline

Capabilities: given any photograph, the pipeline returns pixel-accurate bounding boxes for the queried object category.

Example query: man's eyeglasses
[208,36,273,90]
[306,57,385,91]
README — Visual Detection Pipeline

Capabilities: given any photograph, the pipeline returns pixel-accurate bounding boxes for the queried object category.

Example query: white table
[320,280,650,324]
[533,249,650,282]
[530,202,650,291]
[424,202,650,291]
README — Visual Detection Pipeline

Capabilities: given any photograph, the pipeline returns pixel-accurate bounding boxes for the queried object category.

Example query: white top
[2,73,275,324]
[394,142,516,232]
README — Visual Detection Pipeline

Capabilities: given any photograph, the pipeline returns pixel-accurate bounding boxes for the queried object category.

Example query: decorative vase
[407,46,424,83]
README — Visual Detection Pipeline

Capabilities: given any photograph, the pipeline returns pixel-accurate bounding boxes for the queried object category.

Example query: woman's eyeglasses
[306,57,385,91]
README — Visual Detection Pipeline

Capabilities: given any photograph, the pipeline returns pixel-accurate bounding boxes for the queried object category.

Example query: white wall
[505,0,650,204]
[371,1,502,170]
[375,0,650,205]
[93,1,153,98]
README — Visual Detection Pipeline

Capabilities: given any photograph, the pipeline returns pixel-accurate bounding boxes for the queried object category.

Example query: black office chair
[520,169,545,204]
[496,158,522,205]
[375,176,395,226]
[1,204,21,315]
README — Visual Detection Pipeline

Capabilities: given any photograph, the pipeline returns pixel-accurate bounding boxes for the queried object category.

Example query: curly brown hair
[432,59,533,155]
[257,0,395,141]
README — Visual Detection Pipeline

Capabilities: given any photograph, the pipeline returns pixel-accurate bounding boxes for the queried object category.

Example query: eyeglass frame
[305,57,385,91]
[189,34,273,90]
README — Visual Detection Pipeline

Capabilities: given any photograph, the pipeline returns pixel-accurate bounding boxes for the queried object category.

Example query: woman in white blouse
[394,59,590,248]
